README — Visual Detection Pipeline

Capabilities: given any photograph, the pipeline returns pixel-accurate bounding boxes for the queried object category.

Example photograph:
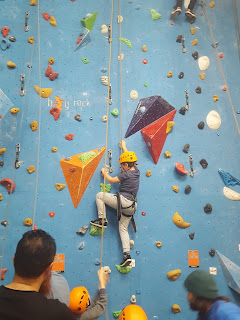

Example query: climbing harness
[115,192,137,233]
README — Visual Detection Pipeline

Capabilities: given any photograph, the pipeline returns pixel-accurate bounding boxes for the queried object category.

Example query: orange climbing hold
[190,27,195,35]
[167,71,173,78]
[60,148,105,208]
[192,39,198,46]
[209,1,215,8]
[1,268,7,280]
[65,133,74,141]
[0,178,16,193]
[50,107,61,120]
[142,45,147,52]
[200,72,205,80]
[175,162,188,175]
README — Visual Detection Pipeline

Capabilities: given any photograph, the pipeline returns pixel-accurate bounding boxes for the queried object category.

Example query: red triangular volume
[141,110,176,164]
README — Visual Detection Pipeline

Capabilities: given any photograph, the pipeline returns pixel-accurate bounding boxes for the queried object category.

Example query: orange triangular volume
[60,147,105,208]
[141,110,176,164]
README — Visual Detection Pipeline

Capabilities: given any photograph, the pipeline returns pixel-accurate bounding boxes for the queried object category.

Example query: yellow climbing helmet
[119,151,138,164]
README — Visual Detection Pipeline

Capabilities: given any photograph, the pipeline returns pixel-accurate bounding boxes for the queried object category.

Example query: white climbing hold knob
[130,240,134,248]
[102,115,108,122]
[206,110,221,130]
[130,90,138,100]
[101,76,109,86]
[198,56,210,70]
[118,15,123,23]
[101,25,108,34]
[118,53,124,61]
[130,295,136,303]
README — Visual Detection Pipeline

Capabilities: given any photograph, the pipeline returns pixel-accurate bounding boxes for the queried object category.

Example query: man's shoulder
[216,301,240,319]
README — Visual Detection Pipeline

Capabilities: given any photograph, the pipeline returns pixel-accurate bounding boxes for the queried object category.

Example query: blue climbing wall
[1,0,240,318]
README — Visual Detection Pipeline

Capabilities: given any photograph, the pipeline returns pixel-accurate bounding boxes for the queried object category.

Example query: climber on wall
[171,0,197,23]
[90,140,140,268]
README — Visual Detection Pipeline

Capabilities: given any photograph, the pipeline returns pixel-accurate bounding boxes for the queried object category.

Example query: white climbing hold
[118,53,124,61]
[102,115,108,122]
[206,110,221,130]
[223,187,240,201]
[130,295,136,304]
[130,239,134,248]
[198,56,210,70]
[101,76,109,86]
[130,90,138,100]
[101,24,108,34]
[103,266,112,274]
[118,15,123,23]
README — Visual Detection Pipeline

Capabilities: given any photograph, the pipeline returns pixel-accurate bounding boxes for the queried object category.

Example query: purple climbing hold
[183,144,190,153]
[185,185,192,194]
[198,121,205,129]
[200,159,208,169]
[204,203,212,214]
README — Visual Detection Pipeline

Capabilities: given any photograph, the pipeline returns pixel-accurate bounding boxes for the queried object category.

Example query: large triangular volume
[60,148,105,208]
[141,110,176,164]
[125,95,175,138]
[81,12,98,32]
[216,250,240,294]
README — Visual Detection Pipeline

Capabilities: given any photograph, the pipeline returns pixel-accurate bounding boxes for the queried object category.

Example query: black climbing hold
[185,185,192,194]
[183,144,190,153]
[176,35,183,43]
[192,51,198,60]
[189,232,195,240]
[200,159,208,169]
[178,72,184,79]
[74,114,81,122]
[236,111,240,114]
[9,36,16,42]
[209,248,215,257]
[179,107,186,115]
[211,42,219,49]
[1,221,8,227]
[0,161,4,167]
[195,86,201,94]
[90,117,93,120]
[204,203,212,214]
[198,121,205,129]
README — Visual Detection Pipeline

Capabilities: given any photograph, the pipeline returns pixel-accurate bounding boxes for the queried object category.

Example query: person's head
[119,151,137,171]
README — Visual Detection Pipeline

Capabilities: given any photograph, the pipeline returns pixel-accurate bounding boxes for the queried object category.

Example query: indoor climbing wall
[1,0,240,318]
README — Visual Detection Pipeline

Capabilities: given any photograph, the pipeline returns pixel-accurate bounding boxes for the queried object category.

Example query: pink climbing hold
[171,21,174,25]
[45,65,53,77]
[42,12,51,21]
[175,162,188,175]
[50,107,60,121]
[0,178,16,194]
[1,268,7,280]
[49,72,59,81]
[142,59,148,64]
[219,52,224,58]
[65,133,74,141]
[76,37,82,44]
[1,26,10,38]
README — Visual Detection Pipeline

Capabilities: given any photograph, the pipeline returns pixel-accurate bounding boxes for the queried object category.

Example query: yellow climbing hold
[34,85,53,98]
[190,27,195,35]
[27,37,34,44]
[172,304,181,313]
[0,148,6,155]
[166,121,175,133]
[52,147,58,152]
[167,71,173,78]
[200,72,205,80]
[24,218,33,226]
[55,183,66,191]
[213,95,219,102]
[156,241,162,248]
[173,212,191,229]
[30,120,38,131]
[167,269,181,281]
[172,186,179,193]
[10,108,19,114]
[146,170,152,177]
[164,151,171,158]
[142,45,147,52]
[192,39,198,46]
[7,61,16,68]
[50,16,57,27]
[0,194,3,201]
[27,165,35,174]
[48,57,54,65]
[29,0,37,5]
[209,1,215,8]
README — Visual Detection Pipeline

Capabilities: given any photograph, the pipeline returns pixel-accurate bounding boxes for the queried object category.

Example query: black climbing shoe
[120,254,132,267]
[170,7,182,19]
[185,10,196,23]
[90,218,108,228]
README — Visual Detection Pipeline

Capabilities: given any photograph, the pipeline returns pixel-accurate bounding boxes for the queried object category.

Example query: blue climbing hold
[218,169,240,187]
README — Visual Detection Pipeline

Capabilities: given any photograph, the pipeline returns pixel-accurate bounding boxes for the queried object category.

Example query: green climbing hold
[111,108,119,116]
[90,225,105,236]
[82,57,89,64]
[116,265,132,274]
[113,311,122,318]
[81,12,98,32]
[119,38,132,48]
[144,83,148,87]
[100,183,111,193]
[151,9,162,20]
[78,151,96,162]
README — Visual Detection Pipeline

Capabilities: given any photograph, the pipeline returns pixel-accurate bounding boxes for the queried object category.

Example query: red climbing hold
[0,115,2,119]
[1,26,10,38]
[49,72,59,81]
[0,178,16,194]
[45,65,53,77]
[1,268,7,280]
[200,11,203,16]
[42,12,51,21]
[142,59,148,64]
[34,223,38,230]
[223,85,227,91]
[142,212,146,216]
[219,52,224,58]
[76,37,82,44]
[175,162,188,175]
[65,134,74,141]
[49,212,55,218]
[50,107,61,121]
[70,167,76,172]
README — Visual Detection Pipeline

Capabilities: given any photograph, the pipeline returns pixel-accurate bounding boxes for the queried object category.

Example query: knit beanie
[184,270,218,299]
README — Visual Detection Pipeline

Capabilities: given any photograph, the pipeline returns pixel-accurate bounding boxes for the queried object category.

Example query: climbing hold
[34,86,52,98]
[139,106,146,114]
[101,25,108,34]
[183,144,190,153]
[223,85,227,91]
[48,57,54,65]
[9,36,16,42]
[90,225,105,236]
[141,212,146,216]
[103,266,111,274]
[82,57,89,64]
[195,86,201,94]
[172,186,179,193]
[78,242,85,250]
[209,1,215,8]
[223,187,240,201]
[209,249,215,257]
[27,165,35,174]
[27,37,34,44]
[185,185,192,194]
[42,12,51,20]
[213,95,218,102]
[116,265,132,274]
[111,108,119,116]
[101,76,109,86]
[30,120,38,131]
[0,161,4,167]
[64,156,72,161]
[130,295,136,304]
[78,151,96,162]
[192,39,198,46]
[219,52,224,58]
[52,147,58,152]
[142,45,147,52]
[90,117,93,121]
[167,269,181,280]
[7,61,16,68]
[192,51,198,60]
[81,11,98,32]
[113,311,122,318]
[146,170,151,177]
[130,90,138,100]
[190,27,195,35]
[0,194,3,201]
[198,121,204,129]
[76,226,89,235]
[173,212,191,229]
[100,183,111,192]
[189,232,195,240]
[49,72,59,81]
[206,110,221,130]
[144,83,148,87]
[49,16,57,27]
[142,59,148,64]
[24,218,33,226]
[55,183,66,191]
[178,72,184,79]
[164,151,171,158]
[119,38,132,48]
[118,15,123,23]
[76,37,83,44]
[73,114,81,122]
[102,115,107,122]
[199,72,205,80]
[167,71,173,78]
[175,162,188,175]
[0,148,6,155]
[151,9,162,20]
[200,11,204,16]
[45,66,52,78]
[156,241,162,248]
[1,268,7,280]
[1,221,8,227]
[118,53,124,61]
[198,56,210,70]
[0,178,16,193]
[1,27,10,38]
[10,108,19,114]
[179,107,186,115]
[172,304,181,313]
[204,203,212,214]
[166,121,175,133]
[30,0,37,5]
[50,107,60,121]
[49,212,55,218]
[65,133,74,141]
[200,159,208,169]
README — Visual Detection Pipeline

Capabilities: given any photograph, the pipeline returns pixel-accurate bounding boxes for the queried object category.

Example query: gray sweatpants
[96,192,137,253]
